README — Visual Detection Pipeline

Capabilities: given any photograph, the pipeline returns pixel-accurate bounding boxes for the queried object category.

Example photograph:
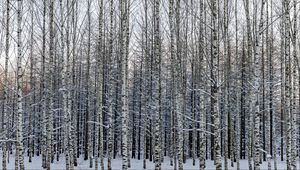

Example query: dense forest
[0,0,299,169]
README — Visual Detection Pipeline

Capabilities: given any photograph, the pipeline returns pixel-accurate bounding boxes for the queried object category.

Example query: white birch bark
[16,0,24,169]
[153,0,162,169]
[142,1,149,168]
[269,3,276,169]
[199,1,205,170]
[71,1,78,166]
[283,0,292,169]
[106,0,114,170]
[190,1,196,165]
[41,0,47,167]
[265,1,271,169]
[86,1,93,168]
[2,0,10,168]
[96,0,104,170]
[66,0,74,169]
[168,0,177,168]
[47,1,55,169]
[121,0,129,169]
[125,1,131,167]
[28,0,35,163]
[243,0,254,169]
[175,1,184,169]
[291,0,297,169]
[170,0,177,168]
[211,0,221,169]
[253,1,265,169]
[60,0,70,169]
[223,0,229,168]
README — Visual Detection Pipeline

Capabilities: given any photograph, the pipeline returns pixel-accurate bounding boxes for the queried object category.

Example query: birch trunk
[199,1,205,169]
[65,0,74,168]
[253,1,265,169]
[71,1,78,166]
[175,0,184,169]
[142,1,149,168]
[107,1,113,168]
[16,0,25,169]
[28,0,35,163]
[87,1,93,168]
[265,1,271,169]
[153,0,162,169]
[125,1,131,166]
[291,0,297,169]
[211,0,221,169]
[235,1,240,169]
[2,0,10,168]
[168,0,177,168]
[283,0,292,169]
[96,0,104,170]
[269,2,277,169]
[41,0,47,167]
[47,0,55,169]
[121,0,129,169]
[60,0,71,168]
[223,0,229,168]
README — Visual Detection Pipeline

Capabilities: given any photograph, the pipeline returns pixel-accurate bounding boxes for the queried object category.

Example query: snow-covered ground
[0,154,295,169]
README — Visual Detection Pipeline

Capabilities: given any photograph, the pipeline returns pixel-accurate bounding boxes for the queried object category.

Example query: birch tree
[16,0,25,169]
[121,0,130,169]
[269,3,277,169]
[168,0,177,169]
[61,0,73,169]
[199,1,206,170]
[41,0,47,167]
[265,0,271,169]
[153,0,162,169]
[253,0,266,169]
[2,0,10,168]
[96,0,104,170]
[46,0,55,169]
[283,0,292,169]
[290,0,297,168]
[142,1,149,168]
[71,0,78,166]
[210,0,221,169]
[223,0,230,168]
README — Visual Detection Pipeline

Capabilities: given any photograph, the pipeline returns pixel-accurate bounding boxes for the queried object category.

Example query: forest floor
[0,153,295,169]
